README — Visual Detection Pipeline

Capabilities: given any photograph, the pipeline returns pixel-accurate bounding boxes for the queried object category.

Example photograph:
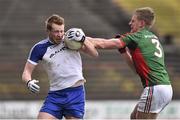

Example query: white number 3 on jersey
[151,38,162,58]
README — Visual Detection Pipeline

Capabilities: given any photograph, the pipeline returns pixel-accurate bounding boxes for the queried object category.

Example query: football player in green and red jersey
[86,7,173,119]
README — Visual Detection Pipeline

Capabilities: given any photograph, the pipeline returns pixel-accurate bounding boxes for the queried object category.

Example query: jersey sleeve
[27,44,45,65]
[121,32,141,49]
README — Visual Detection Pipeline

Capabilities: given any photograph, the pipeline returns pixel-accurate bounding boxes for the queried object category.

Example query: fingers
[34,80,39,84]
[30,84,40,93]
[65,28,85,42]
[27,79,40,93]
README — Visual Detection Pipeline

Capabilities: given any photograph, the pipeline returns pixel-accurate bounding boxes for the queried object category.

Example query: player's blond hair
[45,14,65,31]
[135,7,155,28]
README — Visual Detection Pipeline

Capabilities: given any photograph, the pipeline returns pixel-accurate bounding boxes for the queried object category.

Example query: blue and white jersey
[28,38,84,91]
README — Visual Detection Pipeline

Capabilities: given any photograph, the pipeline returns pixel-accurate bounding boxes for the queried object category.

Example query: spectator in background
[82,7,172,119]
[162,34,177,53]
[163,34,174,45]
[22,14,98,119]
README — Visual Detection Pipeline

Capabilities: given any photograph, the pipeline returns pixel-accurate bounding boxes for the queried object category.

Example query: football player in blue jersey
[22,14,98,119]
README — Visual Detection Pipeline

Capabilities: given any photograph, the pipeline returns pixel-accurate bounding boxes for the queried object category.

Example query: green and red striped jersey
[121,27,171,87]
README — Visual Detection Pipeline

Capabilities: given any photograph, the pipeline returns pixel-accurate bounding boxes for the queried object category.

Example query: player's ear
[140,20,146,28]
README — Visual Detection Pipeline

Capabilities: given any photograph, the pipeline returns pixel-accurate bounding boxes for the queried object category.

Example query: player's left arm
[80,39,99,57]
[86,37,126,49]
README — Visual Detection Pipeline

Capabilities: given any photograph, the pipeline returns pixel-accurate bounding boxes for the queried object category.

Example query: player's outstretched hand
[27,79,40,93]
[65,28,85,42]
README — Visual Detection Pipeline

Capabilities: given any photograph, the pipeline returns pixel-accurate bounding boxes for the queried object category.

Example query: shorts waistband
[49,85,84,93]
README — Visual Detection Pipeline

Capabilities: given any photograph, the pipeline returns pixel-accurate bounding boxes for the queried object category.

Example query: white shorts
[137,85,173,113]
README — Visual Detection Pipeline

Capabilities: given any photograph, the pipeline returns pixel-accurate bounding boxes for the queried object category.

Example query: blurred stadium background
[0,0,180,119]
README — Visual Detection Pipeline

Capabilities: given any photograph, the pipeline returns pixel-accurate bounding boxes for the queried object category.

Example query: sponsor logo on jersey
[49,46,68,58]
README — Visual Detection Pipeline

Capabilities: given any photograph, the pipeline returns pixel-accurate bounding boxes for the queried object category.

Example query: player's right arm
[22,42,45,93]
[22,61,35,83]
[22,61,40,93]
[120,48,136,73]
